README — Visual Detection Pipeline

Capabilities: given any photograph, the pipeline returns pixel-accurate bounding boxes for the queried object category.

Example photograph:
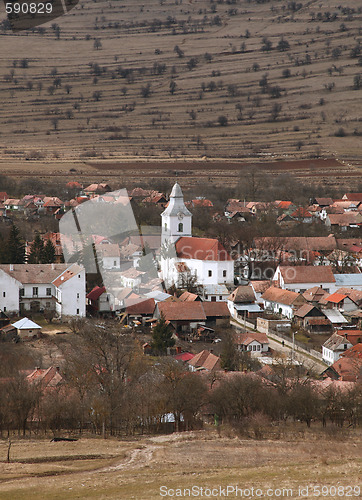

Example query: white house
[160,182,234,291]
[273,265,336,294]
[95,244,121,270]
[322,333,353,365]
[0,263,86,317]
[11,317,42,340]
[234,331,269,355]
[261,286,306,319]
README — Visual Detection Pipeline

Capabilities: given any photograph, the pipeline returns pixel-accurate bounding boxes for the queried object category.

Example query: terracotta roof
[307,318,331,325]
[178,291,199,302]
[52,264,84,287]
[201,301,230,317]
[302,286,329,302]
[261,286,300,306]
[0,192,8,202]
[188,350,221,371]
[121,268,144,279]
[175,237,232,261]
[328,213,362,226]
[234,331,269,346]
[275,200,294,209]
[249,280,271,294]
[126,298,155,315]
[325,292,348,304]
[278,265,335,284]
[294,303,317,318]
[337,331,362,345]
[95,243,120,258]
[26,366,62,388]
[291,207,313,218]
[314,197,334,206]
[84,183,111,193]
[191,198,213,208]
[328,356,362,382]
[129,187,153,198]
[157,301,207,321]
[342,193,362,202]
[336,288,362,305]
[343,343,362,358]
[174,352,195,361]
[66,181,82,189]
[87,286,106,301]
[227,286,256,303]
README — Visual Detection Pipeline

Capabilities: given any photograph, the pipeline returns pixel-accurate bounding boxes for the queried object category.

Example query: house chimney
[51,263,55,270]
[9,264,14,271]
[56,366,60,372]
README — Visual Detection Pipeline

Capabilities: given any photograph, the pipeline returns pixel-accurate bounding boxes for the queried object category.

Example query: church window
[223,270,227,277]
[165,223,167,230]
[208,270,212,277]
[178,223,183,232]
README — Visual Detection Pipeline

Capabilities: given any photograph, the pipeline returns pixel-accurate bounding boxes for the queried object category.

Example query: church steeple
[161,182,192,245]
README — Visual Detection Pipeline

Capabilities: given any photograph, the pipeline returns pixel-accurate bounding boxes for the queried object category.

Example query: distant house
[273,265,336,294]
[322,354,362,382]
[84,183,112,197]
[325,213,362,231]
[249,280,271,305]
[11,317,42,340]
[323,292,359,313]
[261,286,306,319]
[290,207,313,223]
[126,298,156,323]
[188,350,221,372]
[234,331,269,355]
[178,291,202,302]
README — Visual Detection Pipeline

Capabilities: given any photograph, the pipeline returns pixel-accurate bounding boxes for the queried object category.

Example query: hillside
[0,0,361,166]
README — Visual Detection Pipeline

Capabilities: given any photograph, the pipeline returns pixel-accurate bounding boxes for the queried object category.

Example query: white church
[160,182,234,301]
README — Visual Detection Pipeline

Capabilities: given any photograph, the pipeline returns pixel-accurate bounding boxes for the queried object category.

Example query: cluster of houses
[1,182,362,383]
[225,194,362,231]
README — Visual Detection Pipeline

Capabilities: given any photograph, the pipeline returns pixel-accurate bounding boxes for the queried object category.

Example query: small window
[46,288,51,296]
[2,291,5,297]
[253,345,256,351]
[164,223,167,230]
[20,288,25,297]
[78,275,81,278]
[33,287,38,296]
[211,296,216,302]
[113,260,117,266]
[223,270,227,277]
[219,296,222,300]
[208,270,212,277]
[3,307,6,312]
[205,294,208,299]
[77,293,80,299]
[178,222,183,232]
[77,308,80,315]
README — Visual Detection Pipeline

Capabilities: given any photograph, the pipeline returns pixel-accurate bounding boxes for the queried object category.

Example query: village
[0,177,361,436]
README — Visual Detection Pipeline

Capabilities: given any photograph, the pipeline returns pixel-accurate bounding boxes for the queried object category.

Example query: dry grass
[0,427,360,499]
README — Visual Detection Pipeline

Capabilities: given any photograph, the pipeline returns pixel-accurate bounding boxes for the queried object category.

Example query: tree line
[0,321,360,438]
[0,225,56,264]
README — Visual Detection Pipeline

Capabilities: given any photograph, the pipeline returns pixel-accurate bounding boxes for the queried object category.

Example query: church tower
[161,182,192,245]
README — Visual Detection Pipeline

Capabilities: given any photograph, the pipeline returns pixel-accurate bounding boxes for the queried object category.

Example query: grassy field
[0,428,360,499]
[0,0,361,170]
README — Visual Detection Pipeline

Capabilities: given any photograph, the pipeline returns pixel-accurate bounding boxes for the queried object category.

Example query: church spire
[161,182,192,245]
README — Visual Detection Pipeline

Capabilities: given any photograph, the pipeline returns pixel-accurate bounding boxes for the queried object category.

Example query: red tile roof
[188,350,221,371]
[174,352,195,362]
[157,301,207,321]
[178,291,199,302]
[175,237,232,261]
[234,331,268,346]
[261,286,301,306]
[126,298,155,315]
[278,265,335,284]
[201,301,230,317]
[325,292,347,304]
